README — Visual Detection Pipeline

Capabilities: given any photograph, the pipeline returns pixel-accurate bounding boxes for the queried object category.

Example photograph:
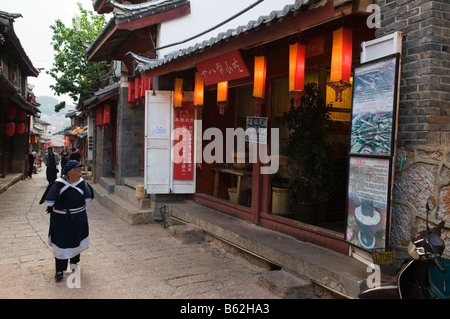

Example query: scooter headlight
[408,241,420,260]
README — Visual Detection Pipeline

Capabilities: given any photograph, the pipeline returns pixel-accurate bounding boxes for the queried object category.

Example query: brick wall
[374,0,450,253]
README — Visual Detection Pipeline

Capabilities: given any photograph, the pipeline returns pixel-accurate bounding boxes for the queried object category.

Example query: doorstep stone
[258,270,316,299]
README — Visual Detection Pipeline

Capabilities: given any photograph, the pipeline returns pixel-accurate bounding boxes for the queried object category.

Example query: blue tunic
[44,178,93,259]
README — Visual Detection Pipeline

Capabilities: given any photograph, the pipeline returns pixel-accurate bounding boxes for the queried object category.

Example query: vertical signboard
[345,53,400,251]
[173,102,195,181]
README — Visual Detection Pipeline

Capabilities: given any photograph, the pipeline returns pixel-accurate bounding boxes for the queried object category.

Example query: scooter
[359,196,450,299]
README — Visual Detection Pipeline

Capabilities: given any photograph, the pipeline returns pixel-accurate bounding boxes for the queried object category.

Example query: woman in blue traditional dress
[41,160,93,281]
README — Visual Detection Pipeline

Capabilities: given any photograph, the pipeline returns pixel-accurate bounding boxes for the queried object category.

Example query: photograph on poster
[350,55,398,156]
[345,157,390,250]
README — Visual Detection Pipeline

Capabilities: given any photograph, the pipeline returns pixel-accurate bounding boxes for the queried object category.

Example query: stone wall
[116,83,145,185]
[374,0,450,254]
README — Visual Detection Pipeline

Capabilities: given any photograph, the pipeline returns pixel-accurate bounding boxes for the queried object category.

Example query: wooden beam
[117,2,191,31]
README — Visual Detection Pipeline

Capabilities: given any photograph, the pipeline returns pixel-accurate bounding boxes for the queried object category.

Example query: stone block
[169,224,205,244]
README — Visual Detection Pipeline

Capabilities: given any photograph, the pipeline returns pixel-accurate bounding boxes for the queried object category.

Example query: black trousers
[55,254,80,272]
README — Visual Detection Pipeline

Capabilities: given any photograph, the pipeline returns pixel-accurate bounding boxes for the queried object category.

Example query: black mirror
[426,196,436,211]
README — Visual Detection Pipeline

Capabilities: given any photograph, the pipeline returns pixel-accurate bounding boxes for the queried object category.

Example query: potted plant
[282,83,335,224]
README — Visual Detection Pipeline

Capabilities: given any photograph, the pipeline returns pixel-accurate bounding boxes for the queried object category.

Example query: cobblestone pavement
[0,170,280,299]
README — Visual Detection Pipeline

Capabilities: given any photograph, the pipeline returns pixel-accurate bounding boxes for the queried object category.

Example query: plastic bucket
[271,187,292,215]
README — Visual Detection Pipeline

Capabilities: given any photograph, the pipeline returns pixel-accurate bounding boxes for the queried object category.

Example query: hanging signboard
[195,50,250,86]
[345,53,400,251]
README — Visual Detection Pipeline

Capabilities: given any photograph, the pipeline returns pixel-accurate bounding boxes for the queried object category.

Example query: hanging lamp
[252,55,267,115]
[288,41,306,108]
[216,81,228,115]
[173,77,184,108]
[193,72,204,109]
[327,26,353,102]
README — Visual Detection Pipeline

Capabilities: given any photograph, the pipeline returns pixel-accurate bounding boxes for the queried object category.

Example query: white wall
[157,0,297,58]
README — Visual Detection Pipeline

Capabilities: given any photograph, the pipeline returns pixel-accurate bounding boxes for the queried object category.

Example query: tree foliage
[47,3,108,112]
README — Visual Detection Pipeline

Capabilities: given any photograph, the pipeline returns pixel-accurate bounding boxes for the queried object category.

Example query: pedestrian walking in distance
[40,160,94,281]
[43,146,61,184]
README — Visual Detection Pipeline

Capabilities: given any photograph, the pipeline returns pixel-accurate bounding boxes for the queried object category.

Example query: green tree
[47,2,108,112]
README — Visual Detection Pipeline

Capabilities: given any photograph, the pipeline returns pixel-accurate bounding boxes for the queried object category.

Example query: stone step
[91,182,154,225]
[99,176,115,194]
[102,193,154,225]
[258,270,316,299]
[114,185,151,209]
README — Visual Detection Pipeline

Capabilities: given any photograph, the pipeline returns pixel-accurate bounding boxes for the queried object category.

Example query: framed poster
[345,157,391,250]
[349,54,400,156]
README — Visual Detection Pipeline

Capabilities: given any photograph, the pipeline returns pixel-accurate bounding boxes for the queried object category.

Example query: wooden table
[212,167,252,204]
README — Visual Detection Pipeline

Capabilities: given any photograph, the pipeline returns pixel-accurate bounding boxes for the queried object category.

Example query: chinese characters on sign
[195,50,250,86]
[173,104,195,180]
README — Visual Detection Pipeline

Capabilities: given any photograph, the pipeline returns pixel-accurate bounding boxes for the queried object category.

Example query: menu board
[350,54,399,156]
[345,157,390,250]
[345,53,400,251]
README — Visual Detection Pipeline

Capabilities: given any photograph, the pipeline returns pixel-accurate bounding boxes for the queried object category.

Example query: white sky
[1,0,97,106]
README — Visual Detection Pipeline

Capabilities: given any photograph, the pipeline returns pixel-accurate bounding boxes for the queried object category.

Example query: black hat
[63,160,84,175]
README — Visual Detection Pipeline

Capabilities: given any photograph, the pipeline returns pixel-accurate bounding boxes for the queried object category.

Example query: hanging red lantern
[17,110,26,122]
[173,78,183,108]
[253,56,267,99]
[96,107,104,126]
[16,122,26,134]
[140,77,152,97]
[216,81,228,115]
[6,122,15,136]
[289,42,306,108]
[193,72,204,108]
[103,104,111,126]
[252,56,267,115]
[134,77,141,100]
[327,26,353,102]
[7,107,16,121]
[128,79,135,102]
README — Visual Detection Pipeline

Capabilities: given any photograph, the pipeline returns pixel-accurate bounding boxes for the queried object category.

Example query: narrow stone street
[0,169,280,299]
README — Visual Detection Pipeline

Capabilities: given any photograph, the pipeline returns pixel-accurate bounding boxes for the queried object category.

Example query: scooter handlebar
[434,256,446,273]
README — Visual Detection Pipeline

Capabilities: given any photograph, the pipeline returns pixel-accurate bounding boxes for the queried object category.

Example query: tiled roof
[134,0,311,74]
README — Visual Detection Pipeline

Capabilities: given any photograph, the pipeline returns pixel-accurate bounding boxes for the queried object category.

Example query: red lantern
[193,72,204,108]
[173,78,183,108]
[327,26,353,101]
[103,104,111,125]
[128,80,135,102]
[96,107,104,126]
[134,77,141,100]
[18,110,26,122]
[253,56,267,99]
[16,122,26,134]
[216,81,228,115]
[6,122,15,136]
[289,42,306,108]
[7,107,16,121]
[140,77,152,97]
